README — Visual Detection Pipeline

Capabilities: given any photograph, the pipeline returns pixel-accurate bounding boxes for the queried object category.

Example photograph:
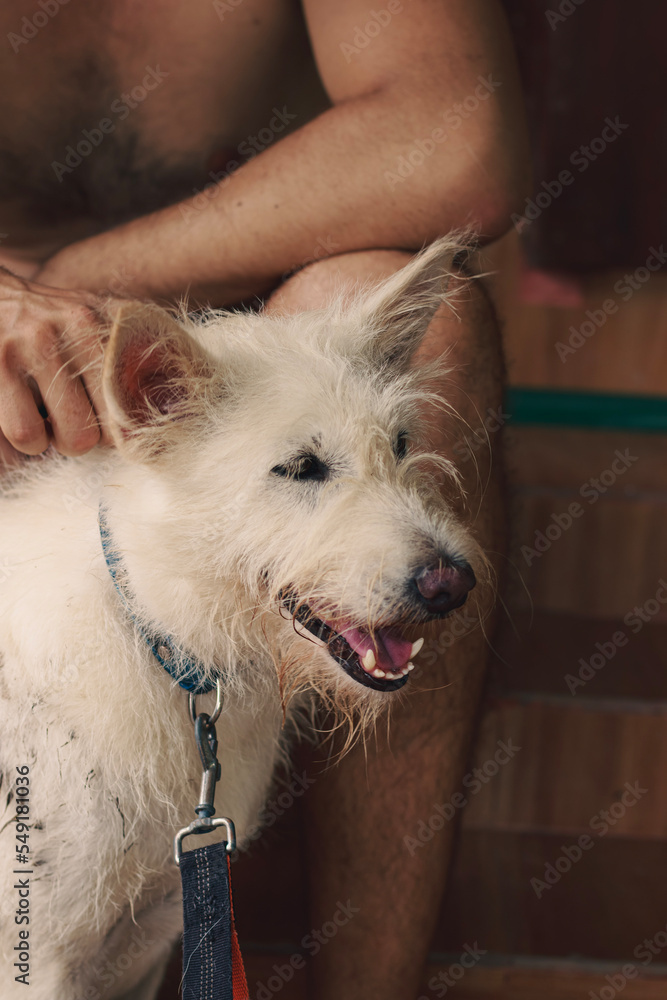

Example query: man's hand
[0,269,110,465]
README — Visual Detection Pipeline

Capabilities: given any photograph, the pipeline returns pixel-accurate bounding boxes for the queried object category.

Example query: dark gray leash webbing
[174,693,248,999]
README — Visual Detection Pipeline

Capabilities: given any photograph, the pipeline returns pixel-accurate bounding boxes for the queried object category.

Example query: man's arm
[39,0,528,304]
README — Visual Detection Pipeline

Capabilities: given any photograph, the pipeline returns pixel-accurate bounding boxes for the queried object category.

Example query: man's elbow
[422,124,533,244]
[470,166,532,242]
[477,137,533,241]
[449,98,532,242]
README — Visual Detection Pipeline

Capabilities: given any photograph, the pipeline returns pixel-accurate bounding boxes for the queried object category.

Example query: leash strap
[180,843,249,1000]
[175,712,248,999]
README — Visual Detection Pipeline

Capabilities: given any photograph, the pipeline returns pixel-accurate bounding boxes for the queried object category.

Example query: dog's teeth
[372,668,386,679]
[383,664,411,680]
[362,649,376,671]
[411,637,425,658]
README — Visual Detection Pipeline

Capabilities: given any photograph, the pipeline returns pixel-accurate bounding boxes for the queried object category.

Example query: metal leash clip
[174,678,236,864]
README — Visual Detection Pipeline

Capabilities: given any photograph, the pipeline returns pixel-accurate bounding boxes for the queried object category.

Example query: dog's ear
[357,234,471,371]
[102,302,215,460]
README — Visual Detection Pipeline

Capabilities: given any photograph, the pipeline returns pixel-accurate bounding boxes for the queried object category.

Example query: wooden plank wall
[436,231,667,993]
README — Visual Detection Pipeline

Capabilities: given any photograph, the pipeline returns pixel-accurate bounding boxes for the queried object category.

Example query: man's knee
[417,265,503,392]
[265,249,413,315]
[270,249,503,392]
[414,267,504,470]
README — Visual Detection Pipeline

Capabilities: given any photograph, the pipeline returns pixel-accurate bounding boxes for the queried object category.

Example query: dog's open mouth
[281,592,423,692]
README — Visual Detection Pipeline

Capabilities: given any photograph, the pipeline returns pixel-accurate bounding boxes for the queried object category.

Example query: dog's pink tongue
[339,625,413,673]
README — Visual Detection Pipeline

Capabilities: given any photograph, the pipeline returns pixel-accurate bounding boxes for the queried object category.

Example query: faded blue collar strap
[98,504,216,694]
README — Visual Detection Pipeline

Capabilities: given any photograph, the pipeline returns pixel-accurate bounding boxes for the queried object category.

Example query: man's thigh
[274,248,506,999]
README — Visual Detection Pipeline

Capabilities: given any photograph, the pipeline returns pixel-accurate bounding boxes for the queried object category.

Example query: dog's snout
[412,561,476,616]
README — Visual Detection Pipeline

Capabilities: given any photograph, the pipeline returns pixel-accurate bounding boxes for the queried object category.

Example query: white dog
[0,236,485,999]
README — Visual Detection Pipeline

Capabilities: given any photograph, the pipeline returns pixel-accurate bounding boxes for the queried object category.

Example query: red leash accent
[228,854,250,999]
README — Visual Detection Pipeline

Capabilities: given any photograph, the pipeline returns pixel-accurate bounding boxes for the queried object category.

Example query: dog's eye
[394,431,409,460]
[272,453,329,482]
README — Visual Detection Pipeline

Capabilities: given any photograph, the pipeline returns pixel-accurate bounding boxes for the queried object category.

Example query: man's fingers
[40,364,100,457]
[0,381,50,455]
[0,276,115,460]
[61,317,112,446]
[0,428,24,469]
[83,376,112,446]
[78,347,111,448]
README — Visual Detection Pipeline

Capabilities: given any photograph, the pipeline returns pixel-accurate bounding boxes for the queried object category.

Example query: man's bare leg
[266,249,505,1000]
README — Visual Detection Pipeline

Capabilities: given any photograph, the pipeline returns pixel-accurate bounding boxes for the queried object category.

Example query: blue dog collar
[98,505,216,694]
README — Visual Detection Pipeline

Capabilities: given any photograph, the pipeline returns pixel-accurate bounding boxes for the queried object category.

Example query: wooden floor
[158,231,667,998]
[158,945,667,1000]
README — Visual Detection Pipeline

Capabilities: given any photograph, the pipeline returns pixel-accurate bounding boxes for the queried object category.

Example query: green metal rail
[505,388,667,433]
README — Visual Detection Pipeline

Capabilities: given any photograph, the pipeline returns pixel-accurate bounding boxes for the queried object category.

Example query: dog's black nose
[411,561,476,616]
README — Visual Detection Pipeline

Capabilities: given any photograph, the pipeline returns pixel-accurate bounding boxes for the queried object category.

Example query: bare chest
[0,0,326,251]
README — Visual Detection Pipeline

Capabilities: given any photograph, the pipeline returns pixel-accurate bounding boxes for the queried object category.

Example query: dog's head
[101,236,488,714]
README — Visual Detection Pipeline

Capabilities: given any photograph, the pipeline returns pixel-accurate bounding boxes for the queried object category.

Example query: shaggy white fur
[0,235,486,999]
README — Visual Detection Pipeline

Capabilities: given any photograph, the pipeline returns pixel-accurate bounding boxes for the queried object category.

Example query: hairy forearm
[38,84,525,306]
